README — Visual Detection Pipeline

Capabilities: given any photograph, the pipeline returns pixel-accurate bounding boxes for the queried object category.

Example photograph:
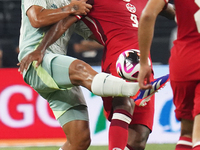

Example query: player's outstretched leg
[133,74,170,106]
[69,59,140,97]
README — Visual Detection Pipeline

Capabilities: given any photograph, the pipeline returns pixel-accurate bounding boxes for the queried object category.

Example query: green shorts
[24,52,88,126]
[59,105,89,127]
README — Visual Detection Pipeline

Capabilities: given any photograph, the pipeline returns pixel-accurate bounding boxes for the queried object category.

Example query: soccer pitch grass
[0,144,176,150]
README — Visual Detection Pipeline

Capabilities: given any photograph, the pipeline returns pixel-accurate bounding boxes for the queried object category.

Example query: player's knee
[69,59,88,84]
[69,59,97,89]
[113,97,135,114]
[72,59,87,71]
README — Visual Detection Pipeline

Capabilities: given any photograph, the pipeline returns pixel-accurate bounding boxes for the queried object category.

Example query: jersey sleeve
[24,0,47,14]
[74,21,93,39]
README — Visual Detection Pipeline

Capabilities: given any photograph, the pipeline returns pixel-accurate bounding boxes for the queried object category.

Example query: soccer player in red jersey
[19,1,174,150]
[138,0,200,150]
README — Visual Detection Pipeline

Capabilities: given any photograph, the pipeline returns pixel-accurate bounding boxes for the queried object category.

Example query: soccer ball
[116,49,151,81]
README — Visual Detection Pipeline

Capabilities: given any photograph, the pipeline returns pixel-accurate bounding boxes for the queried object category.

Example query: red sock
[175,136,192,150]
[193,145,200,150]
[109,109,132,150]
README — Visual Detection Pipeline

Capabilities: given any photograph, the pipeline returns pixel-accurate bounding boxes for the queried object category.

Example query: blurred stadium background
[0,0,178,149]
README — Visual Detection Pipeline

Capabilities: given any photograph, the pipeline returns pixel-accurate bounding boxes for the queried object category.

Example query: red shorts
[102,62,155,131]
[170,80,200,121]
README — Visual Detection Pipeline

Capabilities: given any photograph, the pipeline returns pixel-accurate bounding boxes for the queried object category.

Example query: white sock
[59,148,63,150]
[91,72,139,97]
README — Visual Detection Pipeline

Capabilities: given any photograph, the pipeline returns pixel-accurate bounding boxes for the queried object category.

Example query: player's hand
[69,0,92,16]
[17,49,44,74]
[137,63,152,90]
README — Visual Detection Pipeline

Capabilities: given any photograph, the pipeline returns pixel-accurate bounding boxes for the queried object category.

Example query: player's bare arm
[18,16,79,73]
[138,0,166,89]
[37,16,79,51]
[74,40,103,53]
[27,0,92,28]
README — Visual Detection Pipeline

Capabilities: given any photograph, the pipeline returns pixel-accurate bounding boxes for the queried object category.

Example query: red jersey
[169,0,200,81]
[83,0,154,130]
[83,0,148,73]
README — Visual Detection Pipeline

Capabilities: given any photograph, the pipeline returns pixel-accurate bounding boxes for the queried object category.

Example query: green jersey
[19,0,92,61]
